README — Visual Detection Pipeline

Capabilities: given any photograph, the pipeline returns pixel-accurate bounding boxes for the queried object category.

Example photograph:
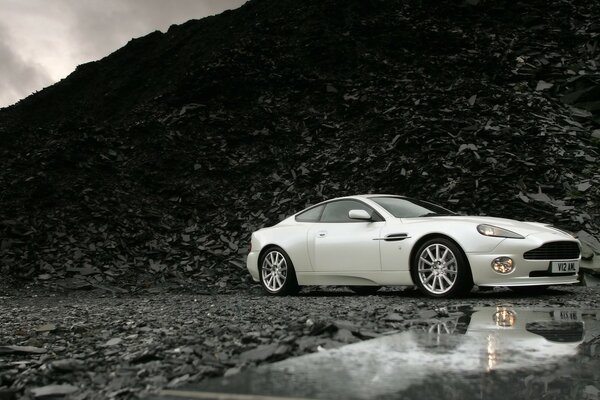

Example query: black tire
[508,285,550,295]
[411,237,473,298]
[258,246,299,296]
[349,286,381,295]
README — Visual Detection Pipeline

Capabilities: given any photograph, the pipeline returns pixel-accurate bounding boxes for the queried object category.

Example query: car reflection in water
[164,307,600,400]
[424,306,591,372]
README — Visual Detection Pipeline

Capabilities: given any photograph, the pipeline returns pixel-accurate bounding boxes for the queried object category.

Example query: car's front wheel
[412,238,473,298]
[259,247,299,296]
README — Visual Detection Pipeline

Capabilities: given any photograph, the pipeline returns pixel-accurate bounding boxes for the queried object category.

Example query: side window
[320,200,380,223]
[295,205,325,222]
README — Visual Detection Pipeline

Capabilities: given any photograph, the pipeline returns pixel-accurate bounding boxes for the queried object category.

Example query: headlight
[477,224,524,239]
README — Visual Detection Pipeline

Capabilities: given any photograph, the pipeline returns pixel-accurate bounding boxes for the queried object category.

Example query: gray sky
[0,0,247,108]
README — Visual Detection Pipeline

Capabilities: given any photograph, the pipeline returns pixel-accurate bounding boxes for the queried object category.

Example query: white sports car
[246,195,581,298]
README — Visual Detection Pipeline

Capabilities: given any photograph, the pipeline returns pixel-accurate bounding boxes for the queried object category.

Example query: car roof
[298,194,407,212]
[291,194,411,218]
[348,194,406,200]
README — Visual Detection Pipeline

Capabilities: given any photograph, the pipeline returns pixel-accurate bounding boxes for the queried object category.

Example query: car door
[307,199,384,271]
[378,223,415,271]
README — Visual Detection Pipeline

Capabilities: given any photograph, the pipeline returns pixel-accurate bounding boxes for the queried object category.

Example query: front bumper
[467,234,580,287]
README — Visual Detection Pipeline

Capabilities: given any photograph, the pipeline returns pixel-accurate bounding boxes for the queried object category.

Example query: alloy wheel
[261,250,288,292]
[417,243,458,295]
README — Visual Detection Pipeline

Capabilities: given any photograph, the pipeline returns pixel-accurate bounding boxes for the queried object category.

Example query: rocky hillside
[0,0,599,292]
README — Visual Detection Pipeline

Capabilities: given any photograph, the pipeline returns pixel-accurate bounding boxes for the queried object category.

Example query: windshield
[369,196,456,218]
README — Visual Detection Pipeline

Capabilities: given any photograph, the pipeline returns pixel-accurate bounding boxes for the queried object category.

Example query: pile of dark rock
[0,0,599,292]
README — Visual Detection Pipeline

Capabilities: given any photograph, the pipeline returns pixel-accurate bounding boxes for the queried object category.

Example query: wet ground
[1,286,600,399]
[161,306,600,400]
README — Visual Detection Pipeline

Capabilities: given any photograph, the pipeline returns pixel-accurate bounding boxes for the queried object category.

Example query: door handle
[317,231,327,238]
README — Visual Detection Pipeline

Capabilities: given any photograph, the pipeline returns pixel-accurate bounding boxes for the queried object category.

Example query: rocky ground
[1,285,599,400]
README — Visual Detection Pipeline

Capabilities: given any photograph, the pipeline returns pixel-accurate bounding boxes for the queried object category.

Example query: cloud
[64,0,247,61]
[0,0,247,108]
[0,24,53,108]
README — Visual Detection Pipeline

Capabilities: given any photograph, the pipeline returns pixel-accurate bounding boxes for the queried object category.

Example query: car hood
[400,215,572,238]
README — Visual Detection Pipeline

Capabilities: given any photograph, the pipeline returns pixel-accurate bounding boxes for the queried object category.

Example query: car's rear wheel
[412,238,472,298]
[259,247,299,296]
[349,286,381,295]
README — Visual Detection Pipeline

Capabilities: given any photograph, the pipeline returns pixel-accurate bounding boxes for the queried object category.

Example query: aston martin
[246,195,581,298]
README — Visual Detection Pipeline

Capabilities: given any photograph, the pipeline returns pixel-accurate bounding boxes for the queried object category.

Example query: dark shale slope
[0,0,599,291]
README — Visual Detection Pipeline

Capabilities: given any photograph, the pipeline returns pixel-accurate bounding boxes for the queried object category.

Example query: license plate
[550,260,579,273]
[553,310,580,321]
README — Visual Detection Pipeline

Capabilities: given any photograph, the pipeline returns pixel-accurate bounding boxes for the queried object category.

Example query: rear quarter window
[295,205,325,222]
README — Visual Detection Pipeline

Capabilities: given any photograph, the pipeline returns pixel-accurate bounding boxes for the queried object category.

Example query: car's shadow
[295,286,577,300]
[297,289,410,298]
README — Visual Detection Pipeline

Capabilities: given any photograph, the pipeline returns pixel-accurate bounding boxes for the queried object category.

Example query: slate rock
[332,320,360,331]
[31,384,78,398]
[418,310,438,319]
[35,324,57,333]
[0,345,47,354]
[224,367,241,377]
[295,336,321,352]
[239,343,279,362]
[332,328,358,343]
[167,374,190,388]
[577,182,592,192]
[357,330,380,339]
[103,338,123,347]
[584,386,600,397]
[274,344,291,357]
[383,313,404,322]
[435,307,449,318]
[578,231,600,255]
[129,349,159,364]
[0,389,17,400]
[535,80,553,91]
[50,358,85,372]
[308,320,335,335]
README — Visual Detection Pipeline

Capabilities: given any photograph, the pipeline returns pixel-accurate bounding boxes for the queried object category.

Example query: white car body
[247,195,580,293]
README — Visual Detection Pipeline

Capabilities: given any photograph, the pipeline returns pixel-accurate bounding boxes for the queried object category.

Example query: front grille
[523,241,580,260]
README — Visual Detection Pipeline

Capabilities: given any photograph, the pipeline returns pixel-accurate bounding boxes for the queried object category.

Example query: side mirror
[348,209,372,221]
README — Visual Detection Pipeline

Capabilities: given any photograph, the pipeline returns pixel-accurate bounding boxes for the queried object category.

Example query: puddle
[158,306,600,400]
